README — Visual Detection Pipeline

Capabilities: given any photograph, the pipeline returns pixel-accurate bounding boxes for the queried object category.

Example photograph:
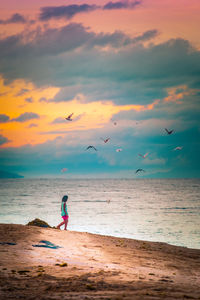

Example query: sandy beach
[0,224,200,299]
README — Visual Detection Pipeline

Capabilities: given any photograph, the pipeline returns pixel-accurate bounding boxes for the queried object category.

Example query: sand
[0,224,200,299]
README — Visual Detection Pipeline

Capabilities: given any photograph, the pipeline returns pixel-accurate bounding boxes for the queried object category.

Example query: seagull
[165,128,174,135]
[174,146,183,151]
[138,152,149,158]
[116,148,122,152]
[101,137,110,143]
[111,119,117,125]
[65,113,73,121]
[135,168,145,174]
[86,145,97,151]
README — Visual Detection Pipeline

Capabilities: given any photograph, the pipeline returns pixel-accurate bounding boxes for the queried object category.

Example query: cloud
[0,23,199,106]
[103,0,141,10]
[16,88,30,96]
[132,29,158,43]
[113,88,200,127]
[28,123,38,128]
[51,113,85,124]
[12,112,40,122]
[39,4,99,21]
[51,117,66,124]
[0,134,9,146]
[39,1,141,21]
[142,157,166,165]
[0,114,10,123]
[0,123,199,177]
[0,13,26,24]
[25,97,33,103]
[39,97,48,102]
[0,22,153,57]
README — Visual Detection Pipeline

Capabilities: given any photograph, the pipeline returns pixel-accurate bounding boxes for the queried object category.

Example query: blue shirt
[61,202,68,216]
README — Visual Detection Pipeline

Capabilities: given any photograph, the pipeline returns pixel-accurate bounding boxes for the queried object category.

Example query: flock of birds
[63,113,183,174]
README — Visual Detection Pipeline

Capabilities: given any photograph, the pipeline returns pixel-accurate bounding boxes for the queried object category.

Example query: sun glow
[0,76,158,148]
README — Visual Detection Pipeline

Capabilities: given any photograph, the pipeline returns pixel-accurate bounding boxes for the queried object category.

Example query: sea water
[0,178,199,249]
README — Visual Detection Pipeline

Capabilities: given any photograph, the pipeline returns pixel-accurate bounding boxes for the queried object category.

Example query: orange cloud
[0,74,160,148]
[163,85,196,103]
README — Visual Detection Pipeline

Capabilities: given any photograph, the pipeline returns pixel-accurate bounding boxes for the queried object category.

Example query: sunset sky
[0,0,200,178]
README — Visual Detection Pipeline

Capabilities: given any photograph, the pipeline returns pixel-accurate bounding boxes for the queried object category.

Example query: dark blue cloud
[1,22,125,58]
[0,23,199,106]
[39,4,99,21]
[39,1,141,21]
[0,113,40,123]
[0,134,9,145]
[132,29,158,43]
[25,97,33,103]
[16,88,30,96]
[112,91,200,123]
[0,13,26,24]
[103,0,141,10]
[12,112,40,122]
[0,114,10,123]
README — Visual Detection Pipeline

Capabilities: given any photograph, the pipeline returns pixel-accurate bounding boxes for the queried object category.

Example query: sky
[0,0,200,178]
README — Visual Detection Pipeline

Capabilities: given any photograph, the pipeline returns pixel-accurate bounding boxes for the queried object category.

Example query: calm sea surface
[0,178,199,249]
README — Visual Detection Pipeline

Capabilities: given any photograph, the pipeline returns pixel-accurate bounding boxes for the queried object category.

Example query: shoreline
[0,223,200,299]
[1,221,199,251]
[0,223,200,251]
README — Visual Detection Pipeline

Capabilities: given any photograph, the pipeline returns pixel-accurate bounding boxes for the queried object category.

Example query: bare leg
[57,221,65,229]
[64,219,68,230]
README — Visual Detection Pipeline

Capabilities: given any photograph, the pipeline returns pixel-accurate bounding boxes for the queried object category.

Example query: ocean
[0,178,199,249]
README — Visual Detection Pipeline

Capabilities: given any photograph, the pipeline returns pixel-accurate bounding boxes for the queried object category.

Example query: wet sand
[0,224,200,299]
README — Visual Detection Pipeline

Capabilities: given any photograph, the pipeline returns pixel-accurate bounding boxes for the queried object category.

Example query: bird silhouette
[135,168,145,174]
[65,113,73,121]
[101,137,110,143]
[86,146,97,151]
[138,152,149,158]
[174,146,183,151]
[111,119,117,125]
[165,128,174,135]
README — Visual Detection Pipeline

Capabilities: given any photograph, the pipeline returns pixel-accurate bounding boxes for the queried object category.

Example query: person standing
[56,195,69,230]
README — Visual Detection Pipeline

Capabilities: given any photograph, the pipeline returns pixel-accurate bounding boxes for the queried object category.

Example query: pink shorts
[62,215,69,221]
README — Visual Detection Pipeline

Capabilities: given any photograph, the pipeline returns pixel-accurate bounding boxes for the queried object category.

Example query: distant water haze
[0,178,199,249]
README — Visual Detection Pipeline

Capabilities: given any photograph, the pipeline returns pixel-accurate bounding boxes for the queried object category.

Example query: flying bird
[174,146,183,151]
[135,168,145,174]
[111,119,117,125]
[86,145,97,151]
[138,152,149,158]
[165,128,174,135]
[65,113,73,121]
[101,137,110,143]
[116,148,122,152]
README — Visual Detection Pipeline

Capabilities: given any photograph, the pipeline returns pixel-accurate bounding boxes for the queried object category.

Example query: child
[56,195,69,230]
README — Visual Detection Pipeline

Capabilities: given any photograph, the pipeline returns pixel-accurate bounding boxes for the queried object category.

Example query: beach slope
[0,224,200,299]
